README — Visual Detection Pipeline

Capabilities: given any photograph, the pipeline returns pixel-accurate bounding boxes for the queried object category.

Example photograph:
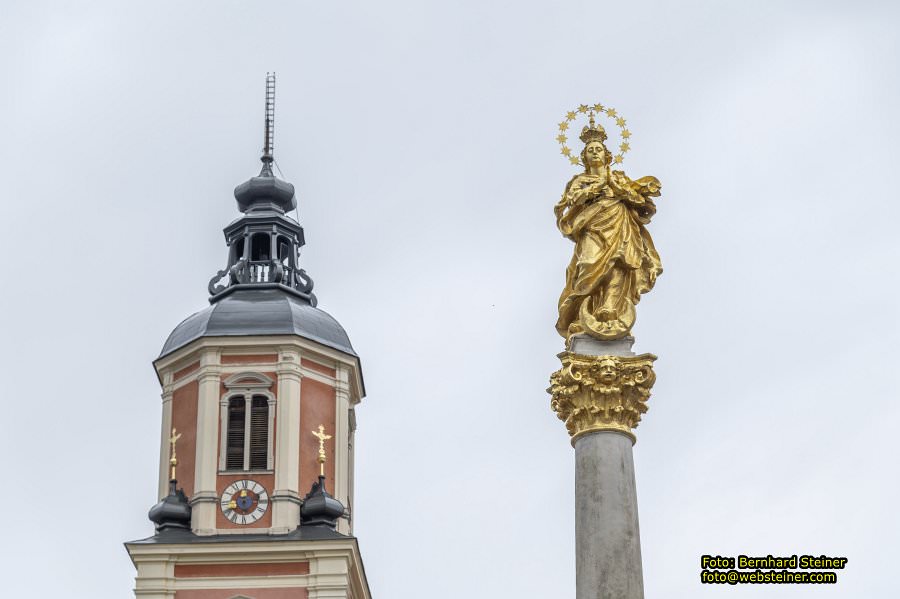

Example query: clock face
[220,480,269,525]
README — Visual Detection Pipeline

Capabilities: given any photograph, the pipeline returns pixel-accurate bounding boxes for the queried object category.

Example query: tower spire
[261,72,276,175]
[208,74,314,304]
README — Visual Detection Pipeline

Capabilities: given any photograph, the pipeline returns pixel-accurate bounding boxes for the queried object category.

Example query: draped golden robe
[555,170,662,340]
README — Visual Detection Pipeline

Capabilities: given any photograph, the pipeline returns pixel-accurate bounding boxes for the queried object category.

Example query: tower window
[219,373,275,473]
[250,232,270,261]
[225,398,246,470]
[223,394,272,471]
[249,397,269,470]
[232,238,246,263]
[277,235,292,266]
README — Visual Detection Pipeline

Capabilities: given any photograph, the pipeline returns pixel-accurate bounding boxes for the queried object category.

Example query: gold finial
[311,424,332,477]
[168,427,182,480]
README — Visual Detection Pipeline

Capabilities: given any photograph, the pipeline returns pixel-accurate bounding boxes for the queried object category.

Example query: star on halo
[557,104,634,168]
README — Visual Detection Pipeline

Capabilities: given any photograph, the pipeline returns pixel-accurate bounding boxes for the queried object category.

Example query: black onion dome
[149,481,192,532]
[159,288,356,359]
[234,163,296,214]
[300,476,345,529]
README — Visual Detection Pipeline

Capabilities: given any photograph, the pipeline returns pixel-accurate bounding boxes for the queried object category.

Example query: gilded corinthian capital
[548,352,656,444]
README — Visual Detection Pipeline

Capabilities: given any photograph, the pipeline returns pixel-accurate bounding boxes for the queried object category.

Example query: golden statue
[554,106,662,341]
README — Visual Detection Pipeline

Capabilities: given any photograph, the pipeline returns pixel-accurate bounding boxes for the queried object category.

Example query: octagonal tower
[126,76,371,599]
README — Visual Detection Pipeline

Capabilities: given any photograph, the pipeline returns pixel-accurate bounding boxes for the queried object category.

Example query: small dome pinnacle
[300,475,345,529]
[148,480,192,533]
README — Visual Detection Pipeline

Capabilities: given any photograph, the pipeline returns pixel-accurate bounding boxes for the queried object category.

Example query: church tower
[126,75,371,599]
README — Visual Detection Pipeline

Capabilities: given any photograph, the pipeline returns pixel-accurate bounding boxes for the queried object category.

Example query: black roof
[127,524,347,545]
[159,288,356,359]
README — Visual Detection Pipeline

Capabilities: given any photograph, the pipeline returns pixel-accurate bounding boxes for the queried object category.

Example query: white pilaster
[132,556,175,599]
[266,395,276,468]
[192,348,221,535]
[216,395,229,472]
[334,364,351,535]
[307,555,351,599]
[348,408,357,535]
[157,372,174,500]
[272,347,302,533]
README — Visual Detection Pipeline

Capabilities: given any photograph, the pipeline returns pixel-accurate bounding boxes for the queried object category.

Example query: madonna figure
[554,120,662,341]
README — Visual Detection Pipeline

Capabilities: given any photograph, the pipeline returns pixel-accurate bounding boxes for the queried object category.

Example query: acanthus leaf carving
[548,351,656,444]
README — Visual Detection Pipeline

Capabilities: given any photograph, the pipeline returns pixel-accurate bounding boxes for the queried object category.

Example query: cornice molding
[155,335,364,401]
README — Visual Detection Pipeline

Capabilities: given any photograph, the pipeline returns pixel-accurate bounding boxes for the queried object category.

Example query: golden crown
[579,114,608,145]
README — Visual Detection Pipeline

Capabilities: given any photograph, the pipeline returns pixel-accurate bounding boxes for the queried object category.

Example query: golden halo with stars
[556,103,632,167]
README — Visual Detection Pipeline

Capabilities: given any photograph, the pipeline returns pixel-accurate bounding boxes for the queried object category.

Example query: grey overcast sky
[1,1,898,597]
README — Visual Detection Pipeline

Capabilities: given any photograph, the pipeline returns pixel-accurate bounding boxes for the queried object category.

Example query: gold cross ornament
[311,424,332,476]
[169,427,182,480]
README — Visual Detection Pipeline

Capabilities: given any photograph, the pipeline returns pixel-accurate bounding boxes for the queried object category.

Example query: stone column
[575,431,643,598]
[549,335,656,599]
[272,347,303,533]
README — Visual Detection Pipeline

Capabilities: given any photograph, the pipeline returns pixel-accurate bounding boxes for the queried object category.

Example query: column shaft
[575,431,644,599]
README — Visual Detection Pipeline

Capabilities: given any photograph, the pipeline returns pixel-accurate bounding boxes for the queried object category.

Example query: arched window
[219,373,275,472]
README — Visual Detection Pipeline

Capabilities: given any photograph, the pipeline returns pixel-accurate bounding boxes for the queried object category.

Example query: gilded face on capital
[598,360,617,383]
[583,141,609,167]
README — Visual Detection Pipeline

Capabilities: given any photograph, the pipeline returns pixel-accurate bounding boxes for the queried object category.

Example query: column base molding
[272,489,303,504]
